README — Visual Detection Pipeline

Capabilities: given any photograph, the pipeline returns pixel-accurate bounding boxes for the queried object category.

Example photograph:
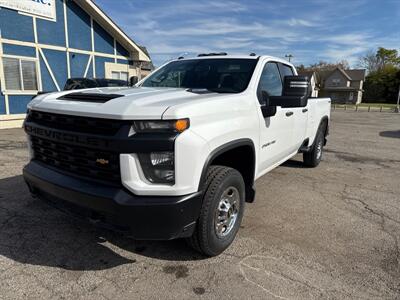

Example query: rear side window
[258,62,283,99]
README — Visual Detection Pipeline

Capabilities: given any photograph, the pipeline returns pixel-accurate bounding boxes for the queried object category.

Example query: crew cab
[23,54,330,256]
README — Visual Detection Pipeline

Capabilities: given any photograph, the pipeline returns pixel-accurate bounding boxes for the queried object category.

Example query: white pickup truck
[23,54,330,256]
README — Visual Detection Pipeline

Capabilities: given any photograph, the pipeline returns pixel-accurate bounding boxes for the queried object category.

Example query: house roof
[336,68,352,80]
[77,0,151,62]
[298,71,315,78]
[321,68,366,82]
[345,69,366,81]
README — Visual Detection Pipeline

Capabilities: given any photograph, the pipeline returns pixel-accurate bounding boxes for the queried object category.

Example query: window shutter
[21,60,38,90]
[3,58,22,90]
[112,71,120,79]
[120,72,128,81]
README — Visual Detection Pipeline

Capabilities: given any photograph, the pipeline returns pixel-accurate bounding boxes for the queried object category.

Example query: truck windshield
[141,58,258,93]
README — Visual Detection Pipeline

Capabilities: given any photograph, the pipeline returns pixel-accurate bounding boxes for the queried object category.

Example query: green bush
[363,66,400,104]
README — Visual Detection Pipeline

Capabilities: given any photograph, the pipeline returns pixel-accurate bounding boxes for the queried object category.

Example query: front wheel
[186,166,245,256]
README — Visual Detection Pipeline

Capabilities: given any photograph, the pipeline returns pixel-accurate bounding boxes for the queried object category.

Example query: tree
[361,48,400,103]
[307,60,350,72]
[359,47,400,73]
[358,50,379,73]
[363,65,400,103]
[376,47,400,69]
[296,64,306,72]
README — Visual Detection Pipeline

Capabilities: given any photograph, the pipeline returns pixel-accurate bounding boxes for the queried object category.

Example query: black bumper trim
[23,161,202,240]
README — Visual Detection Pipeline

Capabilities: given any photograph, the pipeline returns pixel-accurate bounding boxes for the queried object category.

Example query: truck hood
[28,87,225,120]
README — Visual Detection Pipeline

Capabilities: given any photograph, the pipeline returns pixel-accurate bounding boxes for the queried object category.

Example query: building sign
[0,0,56,21]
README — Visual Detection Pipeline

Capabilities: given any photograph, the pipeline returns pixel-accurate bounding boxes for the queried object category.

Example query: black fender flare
[319,116,329,136]
[318,116,329,145]
[299,116,330,153]
[197,138,256,202]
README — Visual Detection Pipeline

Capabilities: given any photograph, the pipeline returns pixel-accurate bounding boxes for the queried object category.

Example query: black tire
[186,166,245,256]
[303,129,324,168]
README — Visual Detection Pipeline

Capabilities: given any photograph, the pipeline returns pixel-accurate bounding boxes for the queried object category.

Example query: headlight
[138,152,175,184]
[133,119,189,133]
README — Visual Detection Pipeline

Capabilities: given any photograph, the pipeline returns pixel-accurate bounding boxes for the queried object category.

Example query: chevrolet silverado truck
[23,54,330,256]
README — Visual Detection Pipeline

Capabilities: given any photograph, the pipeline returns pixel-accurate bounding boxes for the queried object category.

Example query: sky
[95,0,400,67]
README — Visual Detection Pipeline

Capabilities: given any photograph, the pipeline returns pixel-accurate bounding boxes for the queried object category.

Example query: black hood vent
[57,92,123,103]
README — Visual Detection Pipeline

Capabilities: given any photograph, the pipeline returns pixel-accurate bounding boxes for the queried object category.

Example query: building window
[111,71,128,81]
[2,57,38,92]
[332,78,341,86]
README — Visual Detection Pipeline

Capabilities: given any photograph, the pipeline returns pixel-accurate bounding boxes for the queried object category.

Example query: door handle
[302,108,308,113]
[286,111,294,117]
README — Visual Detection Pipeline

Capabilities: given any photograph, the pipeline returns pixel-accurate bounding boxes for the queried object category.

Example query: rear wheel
[303,129,324,167]
[186,166,245,256]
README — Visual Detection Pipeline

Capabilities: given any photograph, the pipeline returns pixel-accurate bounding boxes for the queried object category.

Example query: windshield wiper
[186,88,237,94]
[207,88,237,94]
[186,88,216,94]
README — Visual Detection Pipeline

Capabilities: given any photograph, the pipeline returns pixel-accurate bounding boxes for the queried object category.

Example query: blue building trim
[37,0,66,47]
[117,59,130,65]
[8,95,32,114]
[2,44,36,57]
[66,0,92,51]
[42,49,68,89]
[116,41,130,57]
[0,86,5,114]
[86,60,94,78]
[40,56,58,92]
[70,52,91,78]
[93,20,114,55]
[0,8,34,42]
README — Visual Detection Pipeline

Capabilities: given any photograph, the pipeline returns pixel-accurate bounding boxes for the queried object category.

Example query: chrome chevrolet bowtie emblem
[96,158,109,165]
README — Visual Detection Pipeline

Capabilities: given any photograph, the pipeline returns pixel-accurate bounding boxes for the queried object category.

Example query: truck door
[278,63,308,149]
[257,62,295,173]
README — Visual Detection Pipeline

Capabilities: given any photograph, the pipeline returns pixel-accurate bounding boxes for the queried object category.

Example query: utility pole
[285,54,293,62]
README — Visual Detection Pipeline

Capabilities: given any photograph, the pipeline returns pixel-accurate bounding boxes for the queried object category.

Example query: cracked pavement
[0,111,399,299]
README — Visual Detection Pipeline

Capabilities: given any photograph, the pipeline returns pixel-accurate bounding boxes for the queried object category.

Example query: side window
[279,64,294,80]
[257,62,283,102]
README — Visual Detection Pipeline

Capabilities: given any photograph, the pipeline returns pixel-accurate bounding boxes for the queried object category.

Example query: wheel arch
[318,115,330,145]
[198,139,256,203]
[319,116,329,135]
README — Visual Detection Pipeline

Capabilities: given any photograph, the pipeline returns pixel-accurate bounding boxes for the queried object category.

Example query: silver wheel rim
[214,186,240,238]
[316,139,323,160]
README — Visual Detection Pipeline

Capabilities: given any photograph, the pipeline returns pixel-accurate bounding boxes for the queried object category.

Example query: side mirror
[130,76,139,86]
[269,76,310,108]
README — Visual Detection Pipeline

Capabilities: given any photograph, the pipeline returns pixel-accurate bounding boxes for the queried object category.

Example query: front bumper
[23,161,202,240]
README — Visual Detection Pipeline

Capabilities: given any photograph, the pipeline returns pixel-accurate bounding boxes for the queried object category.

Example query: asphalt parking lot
[0,111,399,299]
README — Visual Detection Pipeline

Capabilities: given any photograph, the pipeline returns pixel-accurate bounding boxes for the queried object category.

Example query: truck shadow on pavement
[280,159,305,168]
[379,130,400,139]
[0,175,205,271]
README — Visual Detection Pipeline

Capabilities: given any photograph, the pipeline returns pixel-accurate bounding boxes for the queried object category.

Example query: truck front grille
[28,110,126,136]
[30,136,121,184]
